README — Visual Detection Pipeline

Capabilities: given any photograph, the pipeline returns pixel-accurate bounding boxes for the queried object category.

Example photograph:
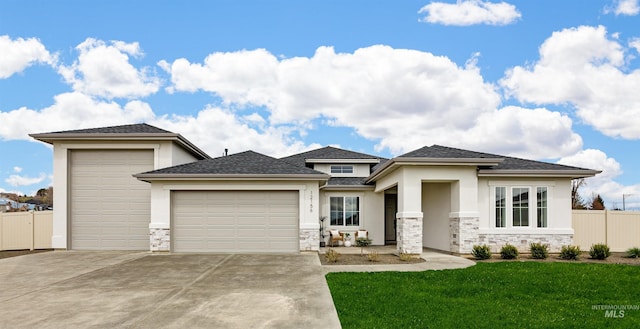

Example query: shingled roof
[135,150,329,180]
[30,123,209,160]
[368,145,600,181]
[399,145,595,171]
[281,146,384,168]
[33,123,173,135]
[321,177,374,190]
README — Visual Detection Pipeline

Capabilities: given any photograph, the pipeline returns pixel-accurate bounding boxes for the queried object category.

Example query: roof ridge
[33,123,174,135]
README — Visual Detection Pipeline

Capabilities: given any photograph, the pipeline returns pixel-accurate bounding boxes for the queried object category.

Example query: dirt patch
[0,249,53,260]
[319,253,425,265]
[464,252,640,265]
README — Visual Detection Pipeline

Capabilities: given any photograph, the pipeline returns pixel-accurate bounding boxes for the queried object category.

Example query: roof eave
[29,133,210,159]
[320,184,375,191]
[366,157,504,183]
[477,169,601,178]
[393,157,504,166]
[306,158,380,164]
[134,173,330,182]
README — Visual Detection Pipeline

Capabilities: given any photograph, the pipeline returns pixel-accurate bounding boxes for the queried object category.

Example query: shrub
[399,253,413,261]
[529,242,549,259]
[356,237,373,256]
[367,251,380,262]
[559,245,581,260]
[626,247,640,258]
[324,248,341,263]
[500,244,519,259]
[589,243,611,260]
[471,244,492,260]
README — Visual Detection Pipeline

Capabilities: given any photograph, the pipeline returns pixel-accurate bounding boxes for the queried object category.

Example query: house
[30,123,600,253]
[0,198,16,212]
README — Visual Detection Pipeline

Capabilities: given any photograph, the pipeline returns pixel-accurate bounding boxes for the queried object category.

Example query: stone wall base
[299,228,320,251]
[150,228,170,252]
[450,217,479,253]
[397,217,423,254]
[477,233,573,253]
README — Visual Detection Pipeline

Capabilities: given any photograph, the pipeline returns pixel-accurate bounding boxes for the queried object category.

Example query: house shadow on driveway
[0,251,341,329]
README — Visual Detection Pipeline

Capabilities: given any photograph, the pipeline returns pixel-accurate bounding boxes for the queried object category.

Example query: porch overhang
[477,169,601,178]
[366,157,503,183]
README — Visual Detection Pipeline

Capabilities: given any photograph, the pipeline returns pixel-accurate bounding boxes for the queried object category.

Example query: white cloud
[5,173,46,187]
[0,92,155,141]
[605,0,640,16]
[161,45,583,159]
[501,25,640,140]
[58,38,160,99]
[418,0,521,26]
[13,166,22,173]
[0,35,56,79]
[630,38,640,53]
[558,149,640,209]
[150,107,321,158]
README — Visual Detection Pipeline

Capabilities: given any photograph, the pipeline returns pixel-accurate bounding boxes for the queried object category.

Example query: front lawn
[326,262,640,328]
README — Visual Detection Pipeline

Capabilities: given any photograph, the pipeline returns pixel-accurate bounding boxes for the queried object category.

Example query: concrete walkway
[320,246,476,273]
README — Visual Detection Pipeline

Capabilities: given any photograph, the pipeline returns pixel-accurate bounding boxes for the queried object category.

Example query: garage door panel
[70,150,153,250]
[173,190,298,253]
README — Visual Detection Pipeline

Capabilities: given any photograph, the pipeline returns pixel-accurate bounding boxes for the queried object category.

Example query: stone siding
[397,217,423,254]
[477,233,573,253]
[150,228,170,252]
[449,217,479,253]
[299,228,320,251]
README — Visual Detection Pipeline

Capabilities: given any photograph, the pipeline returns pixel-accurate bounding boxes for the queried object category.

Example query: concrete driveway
[0,251,341,329]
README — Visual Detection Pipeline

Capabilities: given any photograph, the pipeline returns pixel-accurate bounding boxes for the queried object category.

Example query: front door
[384,194,397,243]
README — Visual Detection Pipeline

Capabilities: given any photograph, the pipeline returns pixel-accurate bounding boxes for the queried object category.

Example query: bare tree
[571,179,587,209]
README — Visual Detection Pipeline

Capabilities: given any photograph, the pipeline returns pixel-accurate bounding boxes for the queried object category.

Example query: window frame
[490,183,552,229]
[512,187,530,227]
[330,165,354,174]
[537,187,548,228]
[328,195,361,227]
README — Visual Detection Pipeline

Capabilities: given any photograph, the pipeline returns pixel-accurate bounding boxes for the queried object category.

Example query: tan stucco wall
[319,189,384,245]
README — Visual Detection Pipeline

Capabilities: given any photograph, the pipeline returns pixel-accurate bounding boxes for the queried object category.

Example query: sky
[1,0,639,209]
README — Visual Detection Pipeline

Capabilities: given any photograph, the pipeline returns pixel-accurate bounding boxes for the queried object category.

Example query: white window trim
[489,182,553,230]
[325,192,364,229]
[330,165,354,174]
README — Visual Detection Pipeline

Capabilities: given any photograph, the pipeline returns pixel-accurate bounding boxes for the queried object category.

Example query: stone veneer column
[299,227,320,251]
[150,228,170,252]
[449,217,479,253]
[397,215,423,254]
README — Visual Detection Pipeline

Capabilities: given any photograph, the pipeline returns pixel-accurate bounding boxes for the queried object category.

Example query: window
[537,187,548,227]
[330,196,359,226]
[493,185,549,228]
[330,165,353,174]
[512,187,529,226]
[495,187,506,227]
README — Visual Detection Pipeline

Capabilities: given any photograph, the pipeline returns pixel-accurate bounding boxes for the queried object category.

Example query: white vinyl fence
[572,210,640,252]
[0,211,53,251]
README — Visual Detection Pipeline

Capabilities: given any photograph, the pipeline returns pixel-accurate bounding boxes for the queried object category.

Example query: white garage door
[172,191,299,253]
[70,149,153,250]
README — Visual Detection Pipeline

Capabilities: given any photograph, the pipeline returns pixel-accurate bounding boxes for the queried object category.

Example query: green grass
[326,262,640,328]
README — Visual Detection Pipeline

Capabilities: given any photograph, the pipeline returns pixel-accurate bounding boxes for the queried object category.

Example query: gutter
[134,173,330,183]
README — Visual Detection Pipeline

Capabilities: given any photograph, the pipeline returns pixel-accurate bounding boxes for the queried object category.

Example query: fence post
[604,210,608,246]
[30,211,35,251]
